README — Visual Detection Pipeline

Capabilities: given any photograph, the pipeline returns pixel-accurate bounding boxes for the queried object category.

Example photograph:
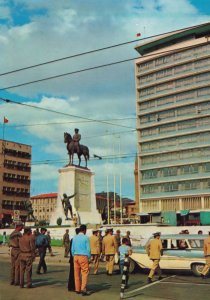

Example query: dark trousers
[10,248,20,284]
[68,256,75,291]
[19,254,33,287]
[37,248,47,273]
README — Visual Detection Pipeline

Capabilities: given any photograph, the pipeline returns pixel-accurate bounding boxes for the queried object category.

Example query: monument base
[25,221,35,227]
[50,165,101,226]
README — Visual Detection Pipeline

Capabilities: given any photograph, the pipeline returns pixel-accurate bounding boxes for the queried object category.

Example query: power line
[0,96,136,130]
[3,118,136,128]
[1,40,208,92]
[0,22,204,77]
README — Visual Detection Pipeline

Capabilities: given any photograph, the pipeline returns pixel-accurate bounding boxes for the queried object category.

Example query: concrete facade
[135,23,210,213]
[30,193,57,222]
[0,139,31,225]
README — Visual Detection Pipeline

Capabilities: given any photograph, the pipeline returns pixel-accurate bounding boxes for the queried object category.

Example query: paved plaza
[0,245,210,300]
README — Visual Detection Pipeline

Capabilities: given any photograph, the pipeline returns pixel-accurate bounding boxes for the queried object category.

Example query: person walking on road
[201,231,210,279]
[63,229,70,258]
[146,232,163,283]
[72,224,91,296]
[46,231,54,256]
[102,228,118,275]
[68,227,80,292]
[19,227,36,288]
[9,222,24,285]
[90,229,101,275]
[35,227,49,274]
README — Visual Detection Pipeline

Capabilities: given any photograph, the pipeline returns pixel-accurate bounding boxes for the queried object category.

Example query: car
[129,234,208,276]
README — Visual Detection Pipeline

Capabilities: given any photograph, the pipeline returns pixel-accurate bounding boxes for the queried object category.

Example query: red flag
[4,117,9,123]
[136,33,141,37]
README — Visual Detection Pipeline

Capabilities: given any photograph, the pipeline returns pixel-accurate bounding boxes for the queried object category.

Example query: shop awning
[180,209,190,216]
[136,212,149,216]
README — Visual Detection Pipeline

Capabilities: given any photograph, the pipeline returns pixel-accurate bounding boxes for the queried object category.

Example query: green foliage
[51,239,63,247]
[56,217,62,226]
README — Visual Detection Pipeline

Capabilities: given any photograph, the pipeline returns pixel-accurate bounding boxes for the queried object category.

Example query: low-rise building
[30,193,57,222]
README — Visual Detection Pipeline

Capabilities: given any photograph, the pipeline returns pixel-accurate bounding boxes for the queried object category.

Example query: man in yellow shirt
[201,231,210,279]
[146,232,163,283]
[90,229,100,275]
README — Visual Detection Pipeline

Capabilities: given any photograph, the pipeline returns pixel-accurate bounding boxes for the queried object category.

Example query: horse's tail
[87,149,90,160]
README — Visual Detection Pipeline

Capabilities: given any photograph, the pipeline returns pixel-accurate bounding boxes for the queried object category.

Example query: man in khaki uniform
[9,222,24,285]
[201,231,210,279]
[19,227,36,288]
[102,228,118,275]
[146,232,163,283]
[90,229,101,274]
[63,229,70,257]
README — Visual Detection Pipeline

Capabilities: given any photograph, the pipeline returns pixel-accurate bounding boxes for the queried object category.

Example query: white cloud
[0,0,209,198]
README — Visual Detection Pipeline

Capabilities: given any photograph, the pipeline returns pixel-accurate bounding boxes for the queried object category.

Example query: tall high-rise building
[0,139,31,226]
[135,22,210,216]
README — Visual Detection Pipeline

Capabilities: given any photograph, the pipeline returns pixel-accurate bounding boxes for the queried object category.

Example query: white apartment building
[135,22,210,221]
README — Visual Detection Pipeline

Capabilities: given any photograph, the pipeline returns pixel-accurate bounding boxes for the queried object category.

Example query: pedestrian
[98,230,104,262]
[102,228,118,275]
[90,229,100,275]
[19,227,36,288]
[115,230,121,249]
[46,231,54,256]
[2,231,7,245]
[118,238,132,276]
[146,232,163,283]
[63,229,70,258]
[73,214,78,227]
[201,231,210,279]
[68,227,80,291]
[72,224,91,296]
[125,231,132,246]
[35,227,49,274]
[8,222,24,285]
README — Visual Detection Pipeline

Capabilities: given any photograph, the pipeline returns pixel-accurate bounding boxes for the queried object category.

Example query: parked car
[129,234,208,276]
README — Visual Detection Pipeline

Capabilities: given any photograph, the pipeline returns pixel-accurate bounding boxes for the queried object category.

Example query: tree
[57,217,62,226]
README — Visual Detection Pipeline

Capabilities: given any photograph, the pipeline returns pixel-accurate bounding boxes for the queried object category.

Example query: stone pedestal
[50,166,101,226]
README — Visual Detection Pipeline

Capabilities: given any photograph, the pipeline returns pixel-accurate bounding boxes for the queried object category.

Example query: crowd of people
[7,223,210,295]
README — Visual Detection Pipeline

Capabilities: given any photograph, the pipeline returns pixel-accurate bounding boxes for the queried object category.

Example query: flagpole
[2,118,5,154]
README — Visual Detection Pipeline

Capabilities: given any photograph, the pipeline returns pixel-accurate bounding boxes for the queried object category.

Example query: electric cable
[1,41,209,92]
[0,21,205,77]
[0,96,136,129]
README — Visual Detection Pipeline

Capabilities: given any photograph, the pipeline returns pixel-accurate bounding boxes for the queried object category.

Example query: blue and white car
[130,234,208,276]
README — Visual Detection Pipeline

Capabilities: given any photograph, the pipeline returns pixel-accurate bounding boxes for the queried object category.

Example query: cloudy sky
[0,0,210,199]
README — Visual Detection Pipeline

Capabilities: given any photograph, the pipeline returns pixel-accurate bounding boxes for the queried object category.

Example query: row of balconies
[4,148,31,159]
[137,58,210,89]
[3,176,30,185]
[2,191,30,197]
[136,44,210,76]
[4,163,31,172]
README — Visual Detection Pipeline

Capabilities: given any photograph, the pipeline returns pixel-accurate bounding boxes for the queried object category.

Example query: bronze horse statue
[64,132,89,167]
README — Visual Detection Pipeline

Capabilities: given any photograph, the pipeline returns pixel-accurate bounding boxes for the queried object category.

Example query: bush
[57,217,62,226]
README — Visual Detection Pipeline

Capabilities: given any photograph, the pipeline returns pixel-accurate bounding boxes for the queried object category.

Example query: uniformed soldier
[19,227,36,288]
[73,128,81,154]
[63,229,70,257]
[90,229,101,274]
[201,231,210,279]
[146,232,163,283]
[102,228,118,275]
[8,222,24,285]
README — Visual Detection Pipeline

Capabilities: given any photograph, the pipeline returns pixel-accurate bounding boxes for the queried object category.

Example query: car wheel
[191,263,205,276]
[129,258,137,274]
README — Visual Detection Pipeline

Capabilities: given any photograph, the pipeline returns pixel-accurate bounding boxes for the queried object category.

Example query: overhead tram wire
[0,96,136,130]
[0,22,206,77]
[0,41,208,92]
[8,117,136,128]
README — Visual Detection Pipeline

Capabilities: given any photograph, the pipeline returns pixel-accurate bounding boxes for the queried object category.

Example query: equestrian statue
[64,129,89,168]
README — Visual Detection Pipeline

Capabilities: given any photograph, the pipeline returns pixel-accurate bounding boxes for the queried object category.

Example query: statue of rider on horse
[64,129,89,168]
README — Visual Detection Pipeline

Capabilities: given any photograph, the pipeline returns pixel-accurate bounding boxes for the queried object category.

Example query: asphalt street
[0,246,210,300]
